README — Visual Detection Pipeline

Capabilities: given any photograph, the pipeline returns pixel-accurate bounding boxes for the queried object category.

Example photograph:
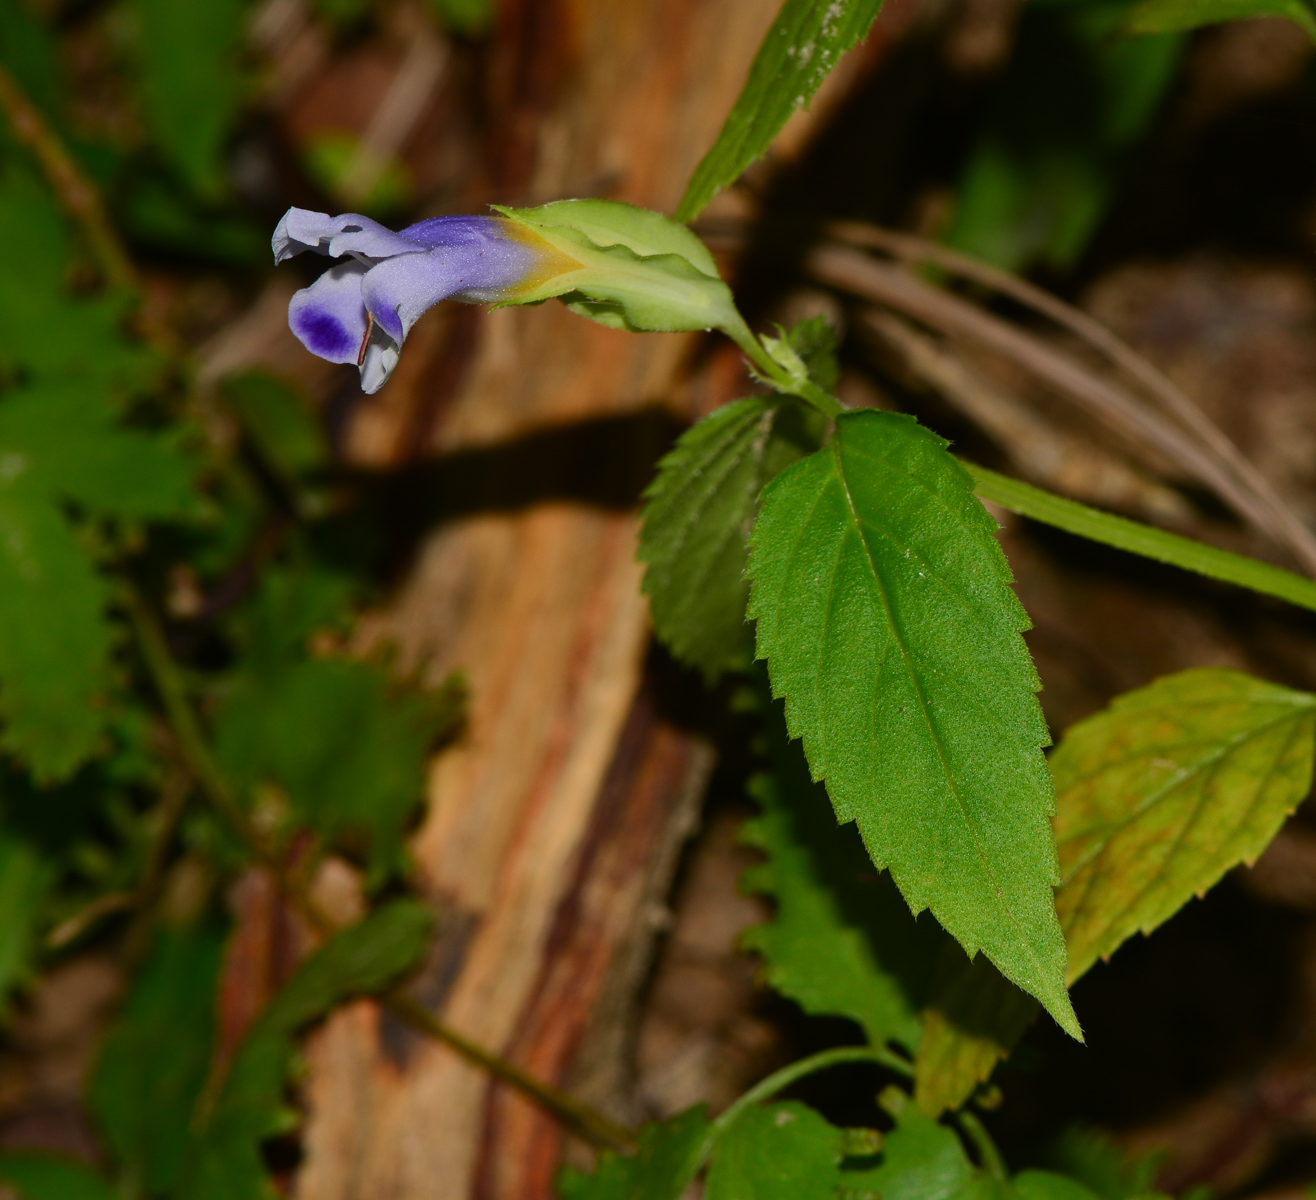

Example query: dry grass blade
[807,244,1316,576]
[825,222,1316,577]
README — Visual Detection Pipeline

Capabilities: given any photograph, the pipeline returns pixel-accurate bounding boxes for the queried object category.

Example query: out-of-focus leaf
[117,174,268,265]
[0,835,52,1015]
[427,0,496,35]
[300,131,414,217]
[639,396,824,682]
[914,946,1038,1117]
[0,2,62,121]
[1123,0,1316,39]
[1012,1171,1106,1200]
[0,381,199,780]
[677,0,887,221]
[91,924,223,1197]
[1043,1127,1168,1200]
[0,1154,116,1200]
[130,0,247,200]
[220,372,331,515]
[1052,668,1316,983]
[0,160,152,387]
[705,1101,845,1200]
[944,0,1182,273]
[216,656,460,888]
[746,409,1077,1037]
[740,705,939,1054]
[182,899,432,1200]
[557,1106,712,1200]
[0,484,111,780]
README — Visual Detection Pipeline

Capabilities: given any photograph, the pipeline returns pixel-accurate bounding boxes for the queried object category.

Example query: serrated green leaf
[556,1106,712,1200]
[0,1154,116,1200]
[0,834,53,1015]
[0,160,152,387]
[0,485,112,780]
[746,409,1076,1037]
[914,947,1038,1117]
[1052,668,1316,984]
[129,0,246,200]
[639,396,824,681]
[706,1101,845,1200]
[677,0,886,222]
[1123,0,1316,39]
[740,706,940,1054]
[0,381,199,781]
[183,899,432,1200]
[91,924,223,1197]
[944,4,1182,273]
[494,200,746,337]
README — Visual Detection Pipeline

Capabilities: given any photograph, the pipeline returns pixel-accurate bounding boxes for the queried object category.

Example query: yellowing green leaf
[677,0,887,222]
[1052,668,1316,984]
[746,409,1076,1037]
[914,948,1037,1118]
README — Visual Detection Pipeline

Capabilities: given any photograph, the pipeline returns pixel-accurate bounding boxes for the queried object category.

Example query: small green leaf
[746,409,1076,1037]
[0,1155,116,1200]
[706,1102,845,1200]
[839,1097,985,1200]
[1052,668,1316,984]
[740,708,939,1054]
[183,900,432,1200]
[914,947,1037,1117]
[494,200,747,338]
[91,925,224,1196]
[220,372,330,483]
[1123,0,1316,39]
[639,397,824,681]
[130,0,247,200]
[556,1106,712,1200]
[1042,1127,1168,1200]
[677,0,887,222]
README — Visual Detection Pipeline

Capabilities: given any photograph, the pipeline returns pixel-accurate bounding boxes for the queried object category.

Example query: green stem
[121,583,266,853]
[712,1045,912,1140]
[955,1109,1008,1182]
[966,462,1316,614]
[722,318,846,418]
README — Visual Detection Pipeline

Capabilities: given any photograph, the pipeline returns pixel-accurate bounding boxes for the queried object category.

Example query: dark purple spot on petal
[293,308,354,358]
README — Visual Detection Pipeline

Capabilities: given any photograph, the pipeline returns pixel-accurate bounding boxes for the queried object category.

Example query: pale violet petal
[359,330,402,394]
[287,260,369,365]
[272,207,427,264]
[359,236,538,343]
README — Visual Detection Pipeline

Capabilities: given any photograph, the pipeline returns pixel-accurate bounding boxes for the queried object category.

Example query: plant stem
[121,583,267,854]
[122,580,637,1152]
[0,64,137,293]
[966,463,1316,614]
[712,1045,912,1139]
[955,1109,1008,1182]
[722,318,846,418]
[384,992,636,1150]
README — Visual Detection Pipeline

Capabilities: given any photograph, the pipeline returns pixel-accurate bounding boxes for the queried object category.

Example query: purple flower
[272,208,572,393]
